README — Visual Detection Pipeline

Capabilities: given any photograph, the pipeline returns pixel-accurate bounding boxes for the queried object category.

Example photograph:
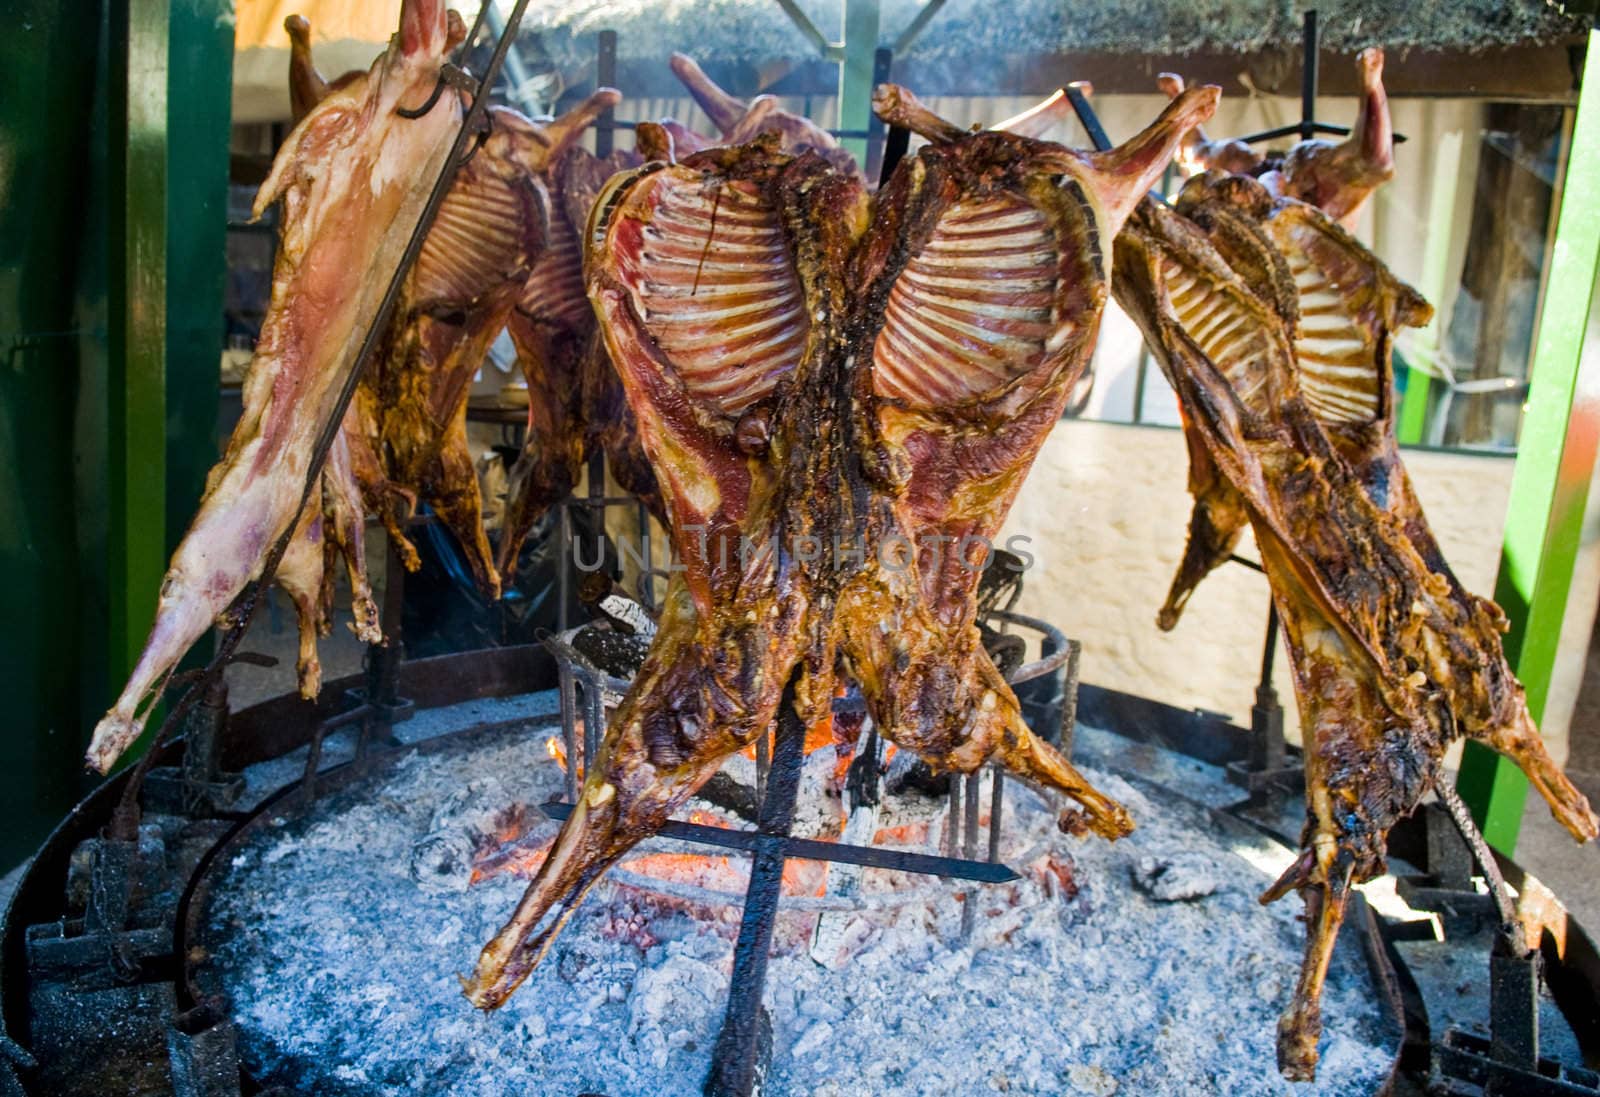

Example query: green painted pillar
[1457,28,1600,853]
[107,0,170,701]
[0,1,109,866]
[837,0,880,167]
[0,0,230,863]
[102,0,232,765]
[166,0,233,559]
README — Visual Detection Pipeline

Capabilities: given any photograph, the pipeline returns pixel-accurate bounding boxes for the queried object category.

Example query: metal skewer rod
[1436,779,1522,945]
[704,689,808,1097]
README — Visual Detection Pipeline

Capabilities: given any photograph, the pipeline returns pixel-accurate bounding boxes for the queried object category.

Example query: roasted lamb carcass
[1268,48,1395,229]
[492,105,669,583]
[1158,49,1394,229]
[1154,48,1398,628]
[349,93,623,600]
[492,81,1077,582]
[1115,174,1598,1080]
[669,52,861,177]
[285,14,581,604]
[87,0,461,773]
[463,86,1216,1008]
[343,104,563,601]
[494,114,720,581]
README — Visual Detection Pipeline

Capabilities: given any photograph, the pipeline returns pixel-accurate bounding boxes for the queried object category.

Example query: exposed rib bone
[468,88,1203,1009]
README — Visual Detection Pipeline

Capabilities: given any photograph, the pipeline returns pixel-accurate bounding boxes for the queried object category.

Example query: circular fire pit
[187,719,1397,1097]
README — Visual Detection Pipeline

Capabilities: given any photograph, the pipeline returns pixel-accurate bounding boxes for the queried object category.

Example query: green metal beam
[107,0,170,711]
[837,0,880,166]
[1456,28,1600,853]
[166,0,233,550]
[0,0,107,867]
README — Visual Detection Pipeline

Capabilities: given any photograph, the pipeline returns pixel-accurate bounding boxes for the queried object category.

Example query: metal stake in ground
[704,689,808,1097]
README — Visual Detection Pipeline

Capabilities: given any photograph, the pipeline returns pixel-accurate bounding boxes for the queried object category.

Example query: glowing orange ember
[872,820,931,846]
[470,837,553,885]
[545,736,568,771]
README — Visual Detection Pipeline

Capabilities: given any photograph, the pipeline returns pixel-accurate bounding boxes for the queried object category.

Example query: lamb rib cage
[1112,173,1598,1081]
[464,84,1219,1012]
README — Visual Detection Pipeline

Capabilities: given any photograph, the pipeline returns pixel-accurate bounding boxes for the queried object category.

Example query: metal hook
[455,112,494,167]
[396,63,480,119]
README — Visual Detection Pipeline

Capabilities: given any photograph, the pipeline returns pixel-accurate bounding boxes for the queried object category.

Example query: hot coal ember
[193,726,1395,1096]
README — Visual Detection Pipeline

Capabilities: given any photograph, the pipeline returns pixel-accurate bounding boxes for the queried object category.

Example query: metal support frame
[1429,781,1600,1096]
[704,694,804,1097]
[537,600,1079,1096]
[767,0,951,170]
[1235,13,1406,149]
[1456,26,1600,854]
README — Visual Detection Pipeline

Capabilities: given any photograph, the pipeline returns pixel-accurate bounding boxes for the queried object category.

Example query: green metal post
[837,0,880,167]
[107,0,170,706]
[1456,29,1600,853]
[0,1,108,866]
[166,0,233,551]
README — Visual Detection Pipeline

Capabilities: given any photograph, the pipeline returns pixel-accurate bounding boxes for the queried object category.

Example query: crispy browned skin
[464,87,1218,1009]
[1115,174,1598,1081]
[1155,50,1397,628]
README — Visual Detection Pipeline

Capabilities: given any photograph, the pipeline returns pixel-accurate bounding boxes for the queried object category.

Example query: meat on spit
[669,53,861,177]
[493,118,666,584]
[463,84,1218,1008]
[1114,173,1598,1080]
[1155,47,1398,628]
[496,54,896,584]
[88,0,463,773]
[1268,48,1395,229]
[1157,48,1394,229]
[352,92,628,602]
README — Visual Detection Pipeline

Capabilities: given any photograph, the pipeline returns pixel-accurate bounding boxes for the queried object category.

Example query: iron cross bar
[536,800,1019,884]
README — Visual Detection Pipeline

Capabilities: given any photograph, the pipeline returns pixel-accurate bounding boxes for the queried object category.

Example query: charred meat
[1114,173,1598,1080]
[463,85,1216,1008]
